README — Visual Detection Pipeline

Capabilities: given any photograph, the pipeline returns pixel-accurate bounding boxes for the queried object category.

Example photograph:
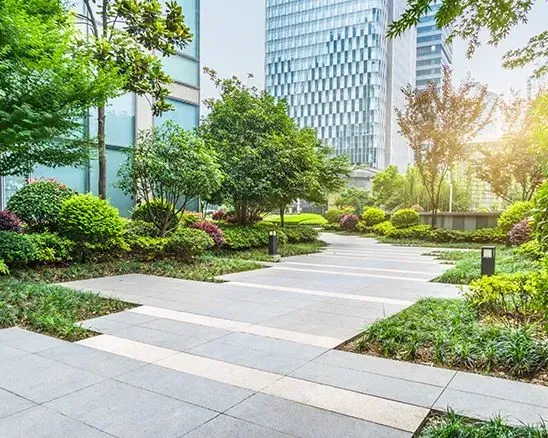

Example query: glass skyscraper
[415,2,452,89]
[265,0,416,170]
[0,0,200,215]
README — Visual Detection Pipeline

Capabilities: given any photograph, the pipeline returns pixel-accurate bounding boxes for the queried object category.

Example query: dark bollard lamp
[481,246,496,276]
[268,230,278,256]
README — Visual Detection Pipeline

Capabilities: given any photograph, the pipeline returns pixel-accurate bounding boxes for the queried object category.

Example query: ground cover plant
[262,213,327,226]
[0,280,133,341]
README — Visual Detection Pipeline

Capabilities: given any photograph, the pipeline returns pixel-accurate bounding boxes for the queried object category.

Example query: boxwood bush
[282,226,319,242]
[131,199,178,236]
[7,180,75,232]
[360,207,386,227]
[497,201,533,233]
[390,208,420,228]
[220,225,288,249]
[372,220,396,236]
[324,206,355,224]
[0,231,38,264]
[165,227,213,261]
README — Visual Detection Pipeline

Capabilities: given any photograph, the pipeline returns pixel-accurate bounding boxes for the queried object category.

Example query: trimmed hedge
[165,227,213,261]
[390,208,420,228]
[360,207,386,227]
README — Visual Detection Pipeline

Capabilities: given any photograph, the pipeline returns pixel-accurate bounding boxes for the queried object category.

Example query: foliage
[360,207,386,227]
[262,213,327,226]
[0,280,132,341]
[0,0,108,176]
[0,260,9,275]
[515,239,545,261]
[125,219,160,238]
[0,210,22,232]
[80,0,193,197]
[322,222,342,232]
[372,221,397,236]
[279,226,319,243]
[220,225,287,250]
[384,224,432,240]
[7,180,75,232]
[218,240,326,262]
[420,411,548,437]
[497,201,534,233]
[388,0,546,77]
[507,219,533,245]
[334,187,372,214]
[396,68,491,226]
[533,181,548,250]
[165,227,213,261]
[0,231,38,265]
[126,235,169,261]
[119,122,222,236]
[27,233,75,263]
[467,273,546,323]
[212,209,226,221]
[340,214,359,231]
[130,199,178,235]
[372,165,405,210]
[390,208,420,228]
[354,298,547,380]
[180,211,202,226]
[58,194,126,254]
[190,221,225,248]
[324,207,355,224]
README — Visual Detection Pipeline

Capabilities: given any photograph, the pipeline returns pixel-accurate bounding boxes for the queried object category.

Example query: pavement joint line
[270,266,430,282]
[307,253,441,265]
[128,306,344,348]
[281,261,439,276]
[226,282,415,306]
[76,335,429,432]
[432,369,459,408]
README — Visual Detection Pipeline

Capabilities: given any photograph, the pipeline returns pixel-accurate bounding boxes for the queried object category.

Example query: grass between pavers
[419,411,547,437]
[345,298,547,384]
[432,248,540,284]
[0,280,134,341]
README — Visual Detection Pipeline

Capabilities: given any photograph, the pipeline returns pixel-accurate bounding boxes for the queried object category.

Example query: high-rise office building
[265,0,416,170]
[0,0,200,215]
[415,2,452,89]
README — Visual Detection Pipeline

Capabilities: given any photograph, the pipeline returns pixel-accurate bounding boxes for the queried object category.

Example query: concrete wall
[419,212,500,230]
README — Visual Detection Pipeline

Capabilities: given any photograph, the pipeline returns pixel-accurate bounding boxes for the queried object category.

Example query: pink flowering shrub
[212,209,226,221]
[190,221,225,248]
[340,214,359,231]
[507,219,532,245]
[0,210,22,232]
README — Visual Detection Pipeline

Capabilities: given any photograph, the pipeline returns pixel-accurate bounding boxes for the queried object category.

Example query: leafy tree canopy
[388,0,547,77]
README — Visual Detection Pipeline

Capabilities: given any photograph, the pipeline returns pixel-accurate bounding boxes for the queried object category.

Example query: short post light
[268,230,278,256]
[481,246,496,276]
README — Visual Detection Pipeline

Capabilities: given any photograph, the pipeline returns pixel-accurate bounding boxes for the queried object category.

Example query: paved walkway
[0,234,546,437]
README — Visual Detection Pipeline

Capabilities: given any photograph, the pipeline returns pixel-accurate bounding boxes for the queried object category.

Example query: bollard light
[268,230,278,256]
[481,246,496,276]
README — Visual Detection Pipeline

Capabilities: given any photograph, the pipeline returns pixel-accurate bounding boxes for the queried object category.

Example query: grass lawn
[262,213,328,226]
[217,240,326,261]
[0,280,133,341]
[376,236,493,249]
[419,411,547,437]
[347,298,547,384]
[433,248,540,284]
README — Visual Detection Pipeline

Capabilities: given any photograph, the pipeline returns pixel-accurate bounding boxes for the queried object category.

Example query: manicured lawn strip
[348,298,547,383]
[262,213,328,225]
[433,248,540,284]
[217,240,327,261]
[419,411,547,437]
[376,237,493,249]
[0,280,133,341]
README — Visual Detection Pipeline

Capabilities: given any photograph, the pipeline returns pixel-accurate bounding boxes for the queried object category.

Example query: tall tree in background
[372,165,405,210]
[0,0,106,176]
[476,93,547,201]
[78,0,192,198]
[388,0,547,77]
[396,68,491,226]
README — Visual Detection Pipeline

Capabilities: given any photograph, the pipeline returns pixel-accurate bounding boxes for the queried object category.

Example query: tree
[0,0,106,176]
[200,70,300,225]
[530,91,548,176]
[79,0,192,198]
[118,122,222,236]
[335,187,373,214]
[475,93,547,202]
[372,165,405,210]
[388,0,547,77]
[396,68,491,226]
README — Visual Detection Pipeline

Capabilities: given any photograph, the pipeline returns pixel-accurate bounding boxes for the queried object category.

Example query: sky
[200,0,547,105]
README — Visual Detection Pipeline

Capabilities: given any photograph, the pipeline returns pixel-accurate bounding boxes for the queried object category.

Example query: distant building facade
[265,0,416,170]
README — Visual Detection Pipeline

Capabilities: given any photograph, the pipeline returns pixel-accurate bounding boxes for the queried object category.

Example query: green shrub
[466,227,506,243]
[127,235,169,260]
[372,220,396,236]
[322,222,342,231]
[282,226,319,243]
[390,208,420,228]
[7,179,75,232]
[533,182,548,251]
[356,221,372,233]
[27,233,75,263]
[385,224,432,240]
[165,227,213,261]
[360,207,386,227]
[0,259,9,275]
[131,199,178,236]
[221,225,288,249]
[515,239,545,260]
[125,219,161,238]
[180,211,202,226]
[58,194,127,255]
[0,231,37,264]
[497,201,534,233]
[324,206,355,224]
[263,213,327,226]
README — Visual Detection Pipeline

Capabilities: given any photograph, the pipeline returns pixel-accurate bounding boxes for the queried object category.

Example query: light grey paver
[290,360,444,407]
[434,388,548,426]
[0,388,35,419]
[45,379,217,438]
[0,327,65,353]
[185,414,293,437]
[139,317,232,341]
[116,363,254,412]
[448,371,548,408]
[79,316,131,334]
[110,325,208,351]
[0,344,29,361]
[0,354,104,403]
[316,350,456,387]
[0,406,110,437]
[226,393,411,438]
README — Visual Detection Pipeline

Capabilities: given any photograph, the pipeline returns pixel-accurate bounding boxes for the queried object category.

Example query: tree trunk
[431,207,437,228]
[279,206,285,228]
[97,105,107,199]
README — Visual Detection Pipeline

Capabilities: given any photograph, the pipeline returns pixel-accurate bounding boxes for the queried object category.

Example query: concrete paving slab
[116,364,253,412]
[0,327,65,353]
[185,414,293,438]
[111,325,208,351]
[226,393,411,438]
[0,388,35,419]
[139,315,234,340]
[45,379,217,438]
[0,344,29,361]
[0,405,110,437]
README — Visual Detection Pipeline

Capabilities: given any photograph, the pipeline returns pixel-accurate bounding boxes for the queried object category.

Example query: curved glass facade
[266,0,415,169]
